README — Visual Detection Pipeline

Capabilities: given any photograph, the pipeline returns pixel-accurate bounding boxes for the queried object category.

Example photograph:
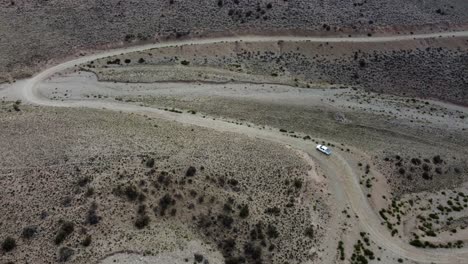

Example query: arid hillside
[0,104,330,264]
[1,0,467,82]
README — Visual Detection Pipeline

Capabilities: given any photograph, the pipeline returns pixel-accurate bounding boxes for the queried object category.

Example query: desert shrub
[77,176,91,187]
[124,34,135,41]
[159,194,175,215]
[365,164,370,174]
[157,172,172,186]
[124,59,131,63]
[138,204,147,215]
[58,247,74,262]
[225,257,245,264]
[223,203,233,212]
[411,158,421,165]
[2,237,16,252]
[135,215,150,229]
[359,60,366,67]
[107,58,121,65]
[410,239,424,248]
[305,227,314,238]
[293,178,303,189]
[194,253,204,263]
[138,193,146,202]
[124,185,139,201]
[145,158,155,168]
[181,60,190,65]
[220,238,236,254]
[197,196,205,203]
[338,241,345,260]
[186,166,197,177]
[86,203,101,225]
[138,58,145,63]
[433,155,443,164]
[85,187,94,197]
[21,226,37,239]
[429,213,439,220]
[170,208,177,216]
[265,207,281,216]
[422,172,431,180]
[239,205,249,219]
[81,235,92,247]
[227,179,238,186]
[266,224,279,238]
[219,214,234,229]
[62,196,72,207]
[250,224,265,240]
[55,221,74,245]
[244,242,262,260]
[422,163,431,171]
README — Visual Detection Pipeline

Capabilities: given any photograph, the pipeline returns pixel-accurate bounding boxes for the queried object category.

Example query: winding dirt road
[20,31,468,263]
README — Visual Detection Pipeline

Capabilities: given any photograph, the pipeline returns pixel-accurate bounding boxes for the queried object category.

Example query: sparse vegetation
[55,221,75,245]
[21,226,37,239]
[58,247,74,262]
[2,237,16,252]
[81,235,92,247]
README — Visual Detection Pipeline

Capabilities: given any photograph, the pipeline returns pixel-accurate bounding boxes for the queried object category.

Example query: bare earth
[0,33,467,264]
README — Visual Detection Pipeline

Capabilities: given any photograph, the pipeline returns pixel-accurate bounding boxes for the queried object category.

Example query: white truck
[316,144,332,155]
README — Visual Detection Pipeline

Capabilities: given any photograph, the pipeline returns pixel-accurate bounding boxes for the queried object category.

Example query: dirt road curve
[20,31,468,263]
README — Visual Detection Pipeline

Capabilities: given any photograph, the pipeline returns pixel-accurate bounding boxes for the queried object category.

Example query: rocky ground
[0,103,333,264]
[1,31,468,263]
[13,57,466,263]
[1,0,468,83]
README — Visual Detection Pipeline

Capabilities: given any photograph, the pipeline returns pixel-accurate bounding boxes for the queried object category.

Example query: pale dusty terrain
[0,34,467,264]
